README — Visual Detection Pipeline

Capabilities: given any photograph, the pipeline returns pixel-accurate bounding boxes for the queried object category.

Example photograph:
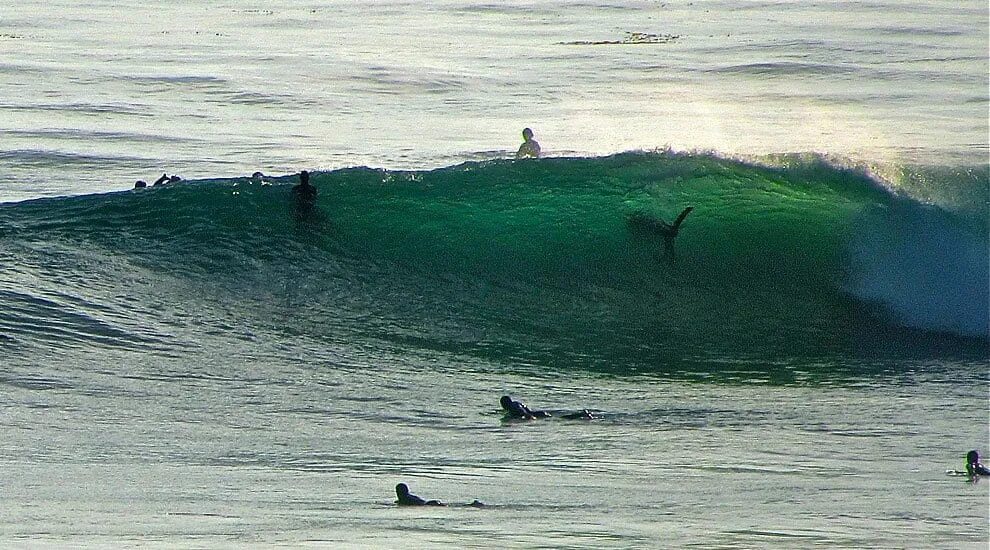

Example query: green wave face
[1,153,986,371]
[331,155,868,285]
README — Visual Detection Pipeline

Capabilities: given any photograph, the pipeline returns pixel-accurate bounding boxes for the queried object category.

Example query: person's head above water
[395,482,410,497]
[967,450,980,465]
[522,128,534,141]
[499,395,514,409]
[134,180,147,188]
[300,170,310,185]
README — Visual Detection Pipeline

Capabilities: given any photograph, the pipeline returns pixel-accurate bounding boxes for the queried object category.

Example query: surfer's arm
[669,207,694,234]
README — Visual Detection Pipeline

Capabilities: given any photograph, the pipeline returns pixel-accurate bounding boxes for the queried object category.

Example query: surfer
[499,395,593,420]
[627,206,694,261]
[500,395,548,420]
[395,483,445,506]
[394,483,486,507]
[150,173,182,186]
[516,127,541,158]
[292,170,318,213]
[966,450,990,478]
[134,180,147,189]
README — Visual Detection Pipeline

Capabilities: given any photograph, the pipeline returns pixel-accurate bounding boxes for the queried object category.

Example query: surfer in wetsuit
[627,206,694,261]
[291,170,318,214]
[500,395,548,420]
[395,483,445,506]
[966,450,990,478]
[516,128,541,158]
[150,173,182,186]
[499,395,592,420]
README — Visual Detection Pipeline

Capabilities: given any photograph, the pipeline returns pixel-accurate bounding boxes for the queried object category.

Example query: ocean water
[1,1,988,548]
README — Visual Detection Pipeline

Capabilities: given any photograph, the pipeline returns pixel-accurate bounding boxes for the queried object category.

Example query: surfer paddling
[134,173,180,189]
[499,395,594,420]
[966,450,990,478]
[393,483,485,507]
[500,395,550,420]
[152,173,182,186]
[627,206,694,261]
[394,483,445,506]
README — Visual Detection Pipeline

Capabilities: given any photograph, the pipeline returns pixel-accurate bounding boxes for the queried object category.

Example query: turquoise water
[2,154,987,548]
[1,1,988,548]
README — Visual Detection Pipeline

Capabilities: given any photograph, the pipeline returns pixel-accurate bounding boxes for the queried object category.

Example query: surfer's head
[169,175,182,183]
[522,128,534,141]
[395,483,410,497]
[499,395,513,410]
[134,180,147,188]
[300,170,310,185]
[967,450,980,465]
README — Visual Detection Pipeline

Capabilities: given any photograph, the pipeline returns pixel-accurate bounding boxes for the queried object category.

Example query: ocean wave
[0,153,985,361]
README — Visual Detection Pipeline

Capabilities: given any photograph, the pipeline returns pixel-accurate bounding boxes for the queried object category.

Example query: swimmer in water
[500,395,595,421]
[150,173,181,186]
[516,127,541,159]
[500,395,548,420]
[292,170,317,201]
[628,206,694,261]
[291,170,318,217]
[395,483,445,506]
[966,450,990,478]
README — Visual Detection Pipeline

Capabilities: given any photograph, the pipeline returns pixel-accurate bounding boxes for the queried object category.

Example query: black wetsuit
[502,398,549,419]
[397,493,442,506]
[395,484,444,506]
[292,183,317,203]
[627,207,693,260]
[292,181,318,219]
